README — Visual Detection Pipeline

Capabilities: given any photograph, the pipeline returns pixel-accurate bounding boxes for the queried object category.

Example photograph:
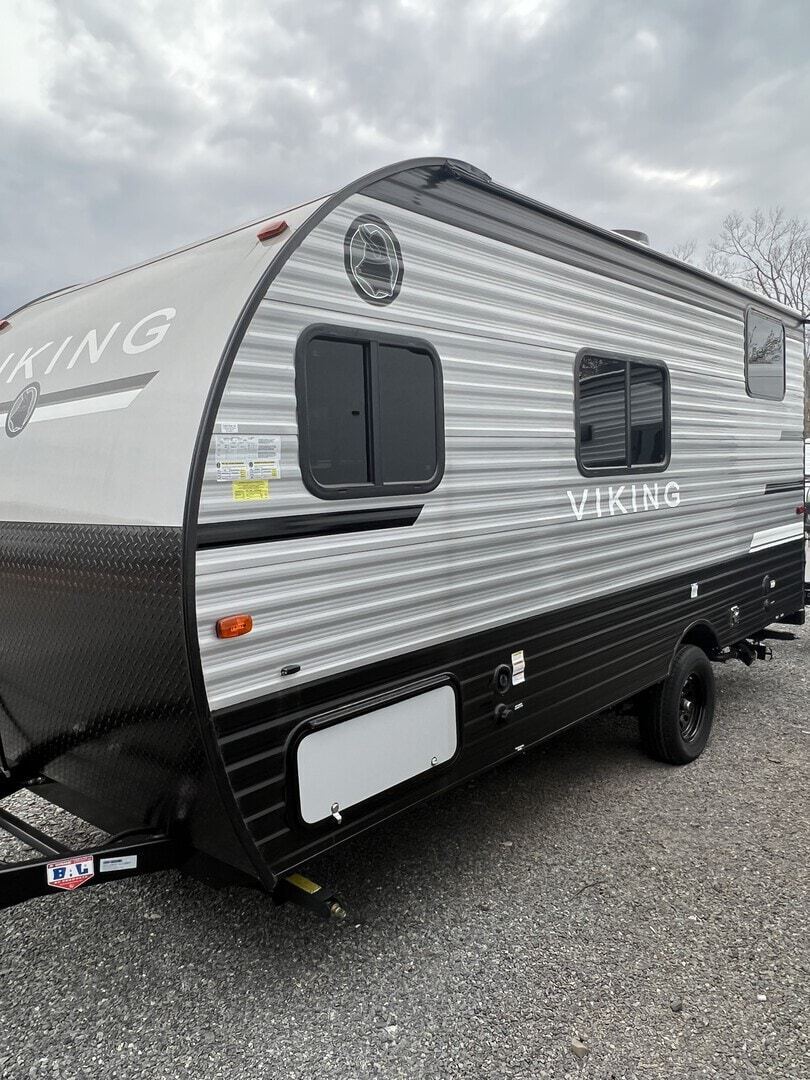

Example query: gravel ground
[1,625,808,1080]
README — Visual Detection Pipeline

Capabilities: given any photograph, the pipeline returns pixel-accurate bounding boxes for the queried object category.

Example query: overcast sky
[2,0,809,315]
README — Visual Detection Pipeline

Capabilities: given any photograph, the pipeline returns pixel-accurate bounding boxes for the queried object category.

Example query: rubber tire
[639,644,715,765]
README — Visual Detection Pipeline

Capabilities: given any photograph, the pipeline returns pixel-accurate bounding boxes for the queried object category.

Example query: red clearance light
[216,614,253,639]
[0,320,9,332]
[257,219,288,242]
[797,505,806,515]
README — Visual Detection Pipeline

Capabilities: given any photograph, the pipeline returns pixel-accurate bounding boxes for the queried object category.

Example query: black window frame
[295,323,445,500]
[574,349,671,477]
[744,307,786,403]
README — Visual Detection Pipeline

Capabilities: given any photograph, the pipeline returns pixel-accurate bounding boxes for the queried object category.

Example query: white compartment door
[296,684,458,824]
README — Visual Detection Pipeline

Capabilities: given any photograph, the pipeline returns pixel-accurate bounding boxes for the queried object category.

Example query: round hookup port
[495,703,514,724]
[493,664,512,695]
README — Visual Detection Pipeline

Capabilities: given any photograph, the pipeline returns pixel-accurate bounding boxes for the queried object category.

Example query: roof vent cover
[613,229,650,246]
[444,160,492,184]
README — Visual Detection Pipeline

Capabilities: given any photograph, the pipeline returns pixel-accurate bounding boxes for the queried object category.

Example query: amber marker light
[257,219,288,241]
[216,614,253,639]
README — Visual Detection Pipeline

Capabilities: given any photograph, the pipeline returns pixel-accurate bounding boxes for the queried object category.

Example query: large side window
[296,327,444,499]
[745,309,785,401]
[576,353,669,475]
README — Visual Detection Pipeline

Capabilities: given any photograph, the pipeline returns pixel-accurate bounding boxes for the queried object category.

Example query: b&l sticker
[46,855,95,891]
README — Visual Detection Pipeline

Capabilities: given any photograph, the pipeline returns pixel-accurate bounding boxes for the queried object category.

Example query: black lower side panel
[210,543,805,877]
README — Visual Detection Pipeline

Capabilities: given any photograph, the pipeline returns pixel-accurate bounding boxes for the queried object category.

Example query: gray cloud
[3,0,809,313]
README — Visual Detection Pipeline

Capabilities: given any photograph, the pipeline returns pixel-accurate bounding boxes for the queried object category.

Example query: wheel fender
[668,620,721,675]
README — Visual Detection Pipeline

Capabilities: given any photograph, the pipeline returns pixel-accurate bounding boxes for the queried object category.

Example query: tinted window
[746,311,785,401]
[377,345,438,483]
[576,354,669,473]
[297,330,443,498]
[630,363,666,466]
[304,339,370,487]
[578,356,627,469]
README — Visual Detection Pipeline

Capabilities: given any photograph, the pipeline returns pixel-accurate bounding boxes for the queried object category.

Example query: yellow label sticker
[232,480,269,501]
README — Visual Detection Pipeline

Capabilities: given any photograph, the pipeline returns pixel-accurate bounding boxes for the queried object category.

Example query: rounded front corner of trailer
[0,215,321,884]
[186,159,476,878]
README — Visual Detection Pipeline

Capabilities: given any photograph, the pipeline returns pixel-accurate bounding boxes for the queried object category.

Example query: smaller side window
[575,352,670,475]
[745,309,785,401]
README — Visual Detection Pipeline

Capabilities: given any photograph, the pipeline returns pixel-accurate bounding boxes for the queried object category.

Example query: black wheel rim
[678,673,706,743]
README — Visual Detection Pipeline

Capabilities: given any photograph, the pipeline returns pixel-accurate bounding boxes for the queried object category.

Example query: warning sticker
[215,435,281,482]
[511,649,526,685]
[232,480,269,501]
[46,855,95,891]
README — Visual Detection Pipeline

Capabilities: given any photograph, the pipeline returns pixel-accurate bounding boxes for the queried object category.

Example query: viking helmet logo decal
[344,215,404,305]
[5,382,40,438]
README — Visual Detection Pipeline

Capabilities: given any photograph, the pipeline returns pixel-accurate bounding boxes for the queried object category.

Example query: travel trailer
[0,157,805,913]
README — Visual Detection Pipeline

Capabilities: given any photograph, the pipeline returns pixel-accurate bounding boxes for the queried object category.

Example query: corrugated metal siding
[196,193,805,710]
[367,166,807,328]
[215,542,804,871]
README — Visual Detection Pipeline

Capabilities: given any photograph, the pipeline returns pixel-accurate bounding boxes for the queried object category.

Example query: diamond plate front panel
[0,522,208,835]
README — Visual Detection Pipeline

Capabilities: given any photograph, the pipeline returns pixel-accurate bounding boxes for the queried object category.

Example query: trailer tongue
[0,776,180,911]
[0,775,345,918]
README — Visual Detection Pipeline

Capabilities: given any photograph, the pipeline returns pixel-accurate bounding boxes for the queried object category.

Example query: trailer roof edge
[2,190,335,320]
[7,155,806,324]
[409,160,805,324]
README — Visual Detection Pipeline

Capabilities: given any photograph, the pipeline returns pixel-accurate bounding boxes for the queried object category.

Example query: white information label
[511,649,526,685]
[220,422,239,434]
[215,435,281,482]
[99,855,138,873]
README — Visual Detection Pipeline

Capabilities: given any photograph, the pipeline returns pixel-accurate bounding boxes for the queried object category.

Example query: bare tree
[671,209,809,427]
[668,239,698,265]
[708,208,809,316]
